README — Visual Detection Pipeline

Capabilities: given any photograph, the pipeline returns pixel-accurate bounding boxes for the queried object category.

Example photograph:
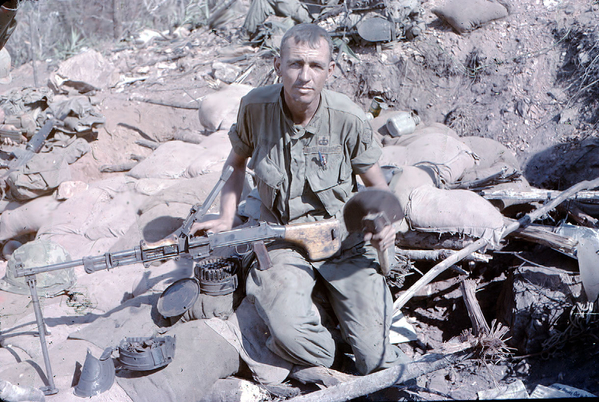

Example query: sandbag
[127,140,227,180]
[380,132,478,186]
[198,84,253,132]
[118,320,240,402]
[413,122,461,140]
[389,166,435,210]
[459,136,520,183]
[36,177,144,259]
[382,122,460,145]
[68,296,240,402]
[0,196,61,242]
[432,0,508,34]
[184,131,231,177]
[128,173,224,245]
[405,186,504,248]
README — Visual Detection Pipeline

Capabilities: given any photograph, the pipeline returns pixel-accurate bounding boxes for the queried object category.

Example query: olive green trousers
[246,240,408,375]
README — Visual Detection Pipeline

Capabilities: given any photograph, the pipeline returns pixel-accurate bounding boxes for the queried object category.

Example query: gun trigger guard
[234,244,252,255]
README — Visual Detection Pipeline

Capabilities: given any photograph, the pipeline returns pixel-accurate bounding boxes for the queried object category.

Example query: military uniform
[243,0,313,38]
[230,84,407,375]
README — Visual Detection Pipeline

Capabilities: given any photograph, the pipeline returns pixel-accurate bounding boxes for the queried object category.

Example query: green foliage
[53,28,91,60]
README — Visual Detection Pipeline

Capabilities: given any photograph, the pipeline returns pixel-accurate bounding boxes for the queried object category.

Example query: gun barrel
[15,247,144,277]
[15,259,84,277]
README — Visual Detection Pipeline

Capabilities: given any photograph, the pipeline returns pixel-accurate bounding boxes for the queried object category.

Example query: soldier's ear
[327,60,335,78]
[274,56,282,76]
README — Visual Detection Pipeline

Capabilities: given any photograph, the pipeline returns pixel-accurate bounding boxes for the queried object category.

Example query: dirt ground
[1,0,599,400]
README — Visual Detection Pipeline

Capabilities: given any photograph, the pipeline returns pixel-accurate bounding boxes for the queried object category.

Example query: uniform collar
[279,88,327,139]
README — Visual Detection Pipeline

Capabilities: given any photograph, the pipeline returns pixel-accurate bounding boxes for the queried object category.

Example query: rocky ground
[1,0,599,400]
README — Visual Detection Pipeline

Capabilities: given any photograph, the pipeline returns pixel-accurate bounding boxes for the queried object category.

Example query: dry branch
[100,161,138,173]
[559,203,599,228]
[135,139,159,150]
[460,279,490,336]
[287,352,468,402]
[130,95,200,109]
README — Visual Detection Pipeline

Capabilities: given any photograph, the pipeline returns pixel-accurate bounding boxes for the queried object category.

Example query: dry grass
[6,0,220,67]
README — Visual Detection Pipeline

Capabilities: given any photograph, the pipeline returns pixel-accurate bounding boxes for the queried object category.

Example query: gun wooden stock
[284,220,341,261]
[141,234,178,249]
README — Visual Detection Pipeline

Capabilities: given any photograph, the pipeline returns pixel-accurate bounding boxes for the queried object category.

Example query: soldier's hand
[191,216,233,236]
[364,224,396,252]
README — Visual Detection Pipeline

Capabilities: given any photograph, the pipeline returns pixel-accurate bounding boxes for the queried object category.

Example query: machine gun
[16,217,341,277]
[12,164,341,395]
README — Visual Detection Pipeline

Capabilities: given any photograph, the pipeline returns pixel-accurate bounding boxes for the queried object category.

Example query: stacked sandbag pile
[379,120,508,249]
[126,132,231,180]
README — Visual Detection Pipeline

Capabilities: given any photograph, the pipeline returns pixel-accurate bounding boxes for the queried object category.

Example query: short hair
[279,23,334,62]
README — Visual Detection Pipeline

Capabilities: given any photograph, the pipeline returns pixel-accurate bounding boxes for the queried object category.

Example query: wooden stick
[135,139,159,150]
[460,279,490,336]
[130,95,200,110]
[286,352,467,402]
[393,177,599,313]
[560,203,599,228]
[100,161,138,173]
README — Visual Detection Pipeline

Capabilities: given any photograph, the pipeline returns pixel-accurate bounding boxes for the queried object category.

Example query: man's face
[275,37,335,113]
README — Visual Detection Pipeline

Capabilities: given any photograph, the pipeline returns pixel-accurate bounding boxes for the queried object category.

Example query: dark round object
[157,277,200,318]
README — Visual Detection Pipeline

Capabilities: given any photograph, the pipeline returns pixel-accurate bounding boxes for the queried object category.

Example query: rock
[212,61,241,84]
[52,49,119,93]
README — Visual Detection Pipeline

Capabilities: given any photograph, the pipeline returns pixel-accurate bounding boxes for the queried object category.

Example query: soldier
[193,23,407,375]
[242,0,314,39]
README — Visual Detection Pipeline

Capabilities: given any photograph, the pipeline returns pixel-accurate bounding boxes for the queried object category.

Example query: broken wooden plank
[286,351,468,402]
[511,223,578,256]
[481,188,599,204]
[396,248,491,263]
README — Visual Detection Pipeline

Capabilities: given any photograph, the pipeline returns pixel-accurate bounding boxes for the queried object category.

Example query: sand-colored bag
[405,186,505,248]
[432,0,508,34]
[198,83,253,132]
[380,132,478,186]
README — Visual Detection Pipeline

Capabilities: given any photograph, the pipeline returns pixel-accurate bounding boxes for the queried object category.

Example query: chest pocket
[304,144,352,216]
[251,150,284,211]
[304,145,346,189]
